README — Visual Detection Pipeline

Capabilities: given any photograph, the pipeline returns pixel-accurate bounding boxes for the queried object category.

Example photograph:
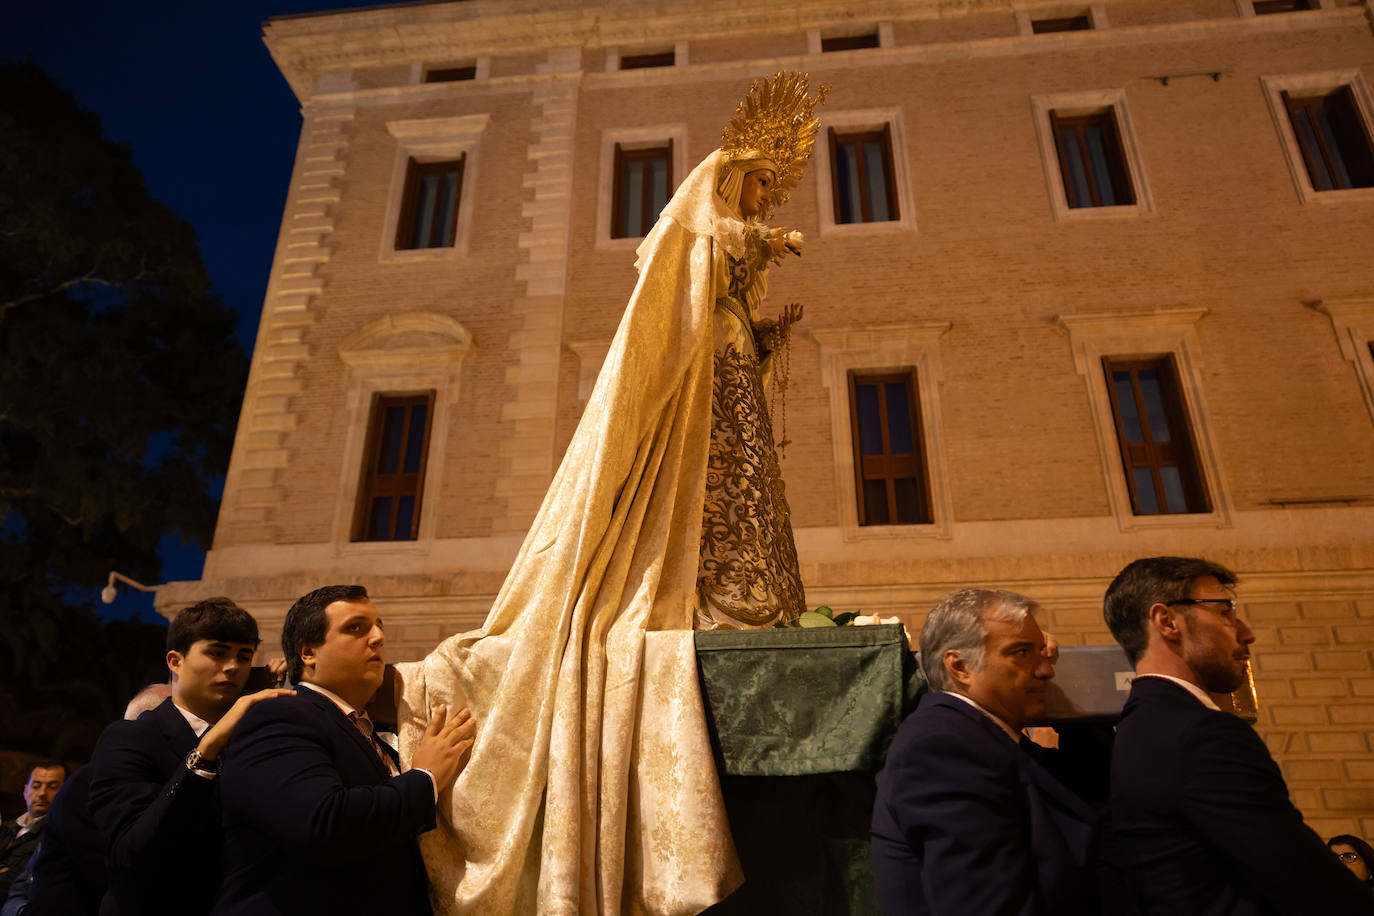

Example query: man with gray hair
[871,588,1102,915]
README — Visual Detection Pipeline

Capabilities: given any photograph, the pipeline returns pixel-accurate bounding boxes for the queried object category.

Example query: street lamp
[101,571,156,604]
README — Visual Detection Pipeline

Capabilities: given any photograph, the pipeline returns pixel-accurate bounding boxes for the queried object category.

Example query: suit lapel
[152,697,200,762]
[299,685,392,780]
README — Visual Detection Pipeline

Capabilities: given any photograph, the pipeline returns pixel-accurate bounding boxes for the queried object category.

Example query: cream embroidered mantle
[394,173,750,913]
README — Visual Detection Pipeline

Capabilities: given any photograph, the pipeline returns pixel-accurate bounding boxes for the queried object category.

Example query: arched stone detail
[339,312,474,371]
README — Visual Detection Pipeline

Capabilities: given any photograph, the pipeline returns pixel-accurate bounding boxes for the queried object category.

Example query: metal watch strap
[185,749,219,773]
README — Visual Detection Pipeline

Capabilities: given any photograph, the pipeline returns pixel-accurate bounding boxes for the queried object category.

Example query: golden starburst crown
[721,71,831,210]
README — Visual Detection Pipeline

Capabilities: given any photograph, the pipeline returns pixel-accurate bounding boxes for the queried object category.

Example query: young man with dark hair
[215,584,476,914]
[89,597,292,916]
[1105,556,1374,914]
[0,761,65,901]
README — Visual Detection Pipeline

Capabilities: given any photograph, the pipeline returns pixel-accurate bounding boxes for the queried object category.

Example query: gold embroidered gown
[697,234,807,628]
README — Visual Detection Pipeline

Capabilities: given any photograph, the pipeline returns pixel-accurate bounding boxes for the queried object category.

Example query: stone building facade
[160,0,1374,836]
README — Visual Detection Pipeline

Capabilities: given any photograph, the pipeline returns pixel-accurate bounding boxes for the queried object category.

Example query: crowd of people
[0,586,474,914]
[0,558,1371,914]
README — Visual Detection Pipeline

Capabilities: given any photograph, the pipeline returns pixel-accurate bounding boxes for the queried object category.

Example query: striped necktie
[349,710,399,776]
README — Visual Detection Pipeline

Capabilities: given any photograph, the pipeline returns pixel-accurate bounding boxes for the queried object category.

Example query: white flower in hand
[784,230,804,254]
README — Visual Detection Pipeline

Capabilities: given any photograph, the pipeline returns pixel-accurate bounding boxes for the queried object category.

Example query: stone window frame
[1014,5,1109,35]
[378,114,489,262]
[812,322,954,542]
[595,123,688,251]
[1260,69,1374,205]
[812,108,918,239]
[1030,88,1154,222]
[331,313,473,556]
[1316,298,1374,427]
[1057,308,1234,532]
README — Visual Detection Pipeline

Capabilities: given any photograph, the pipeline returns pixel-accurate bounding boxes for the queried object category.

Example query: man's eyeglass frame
[1165,598,1237,612]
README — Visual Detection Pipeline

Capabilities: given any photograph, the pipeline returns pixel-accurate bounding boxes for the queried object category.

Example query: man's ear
[943,649,973,689]
[1148,603,1183,645]
[166,650,184,681]
[297,641,315,675]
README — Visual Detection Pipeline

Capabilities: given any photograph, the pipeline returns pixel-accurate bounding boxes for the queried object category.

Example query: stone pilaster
[492,51,582,534]
[211,101,354,551]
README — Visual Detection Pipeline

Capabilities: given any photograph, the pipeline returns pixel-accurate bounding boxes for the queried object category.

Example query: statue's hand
[766,227,789,263]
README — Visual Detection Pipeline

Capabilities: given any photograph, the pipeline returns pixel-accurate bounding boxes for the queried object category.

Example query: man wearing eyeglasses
[1103,556,1374,915]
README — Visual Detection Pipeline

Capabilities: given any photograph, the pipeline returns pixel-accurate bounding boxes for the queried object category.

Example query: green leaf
[832,612,857,627]
[798,611,837,628]
[814,605,833,618]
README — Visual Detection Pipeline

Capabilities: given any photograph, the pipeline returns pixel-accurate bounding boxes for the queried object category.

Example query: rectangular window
[1283,87,1374,191]
[1103,357,1209,515]
[848,371,932,525]
[612,142,672,239]
[822,33,881,52]
[353,393,434,541]
[424,66,476,83]
[1032,15,1092,33]
[1253,0,1313,12]
[829,126,900,224]
[1050,109,1135,208]
[620,50,675,70]
[395,157,464,250]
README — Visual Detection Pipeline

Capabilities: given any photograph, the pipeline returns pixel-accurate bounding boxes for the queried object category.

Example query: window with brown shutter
[829,126,900,224]
[1050,109,1136,208]
[395,157,464,250]
[353,392,435,541]
[821,33,880,52]
[1032,15,1091,33]
[620,51,675,70]
[848,371,932,525]
[612,142,673,239]
[1282,87,1374,191]
[424,66,477,83]
[1103,357,1210,515]
[1253,0,1313,13]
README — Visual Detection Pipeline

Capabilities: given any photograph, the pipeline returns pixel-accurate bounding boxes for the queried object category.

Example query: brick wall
[182,0,1374,832]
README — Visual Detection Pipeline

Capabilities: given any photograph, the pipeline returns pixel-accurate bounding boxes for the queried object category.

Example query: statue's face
[739,169,776,218]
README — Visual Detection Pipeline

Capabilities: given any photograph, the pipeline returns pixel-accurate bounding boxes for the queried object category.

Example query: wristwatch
[185,749,220,777]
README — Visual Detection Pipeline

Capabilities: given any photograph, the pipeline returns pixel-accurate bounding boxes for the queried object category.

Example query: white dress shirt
[1133,673,1221,711]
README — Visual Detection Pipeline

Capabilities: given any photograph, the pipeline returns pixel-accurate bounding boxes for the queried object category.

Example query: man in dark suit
[0,763,65,902]
[214,584,476,915]
[7,687,174,915]
[1105,556,1374,915]
[89,599,292,916]
[871,588,1102,916]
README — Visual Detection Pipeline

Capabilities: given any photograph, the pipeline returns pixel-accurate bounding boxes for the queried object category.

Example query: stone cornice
[265,0,1364,105]
[264,0,1012,99]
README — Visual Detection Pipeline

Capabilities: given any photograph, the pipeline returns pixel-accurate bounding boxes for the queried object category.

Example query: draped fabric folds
[394,203,744,914]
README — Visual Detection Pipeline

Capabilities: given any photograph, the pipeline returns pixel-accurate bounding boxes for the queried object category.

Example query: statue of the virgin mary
[397,72,829,915]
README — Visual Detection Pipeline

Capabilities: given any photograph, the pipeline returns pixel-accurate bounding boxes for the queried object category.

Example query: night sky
[4,0,410,623]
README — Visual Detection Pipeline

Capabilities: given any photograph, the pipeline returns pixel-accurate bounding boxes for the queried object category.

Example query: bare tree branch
[1,268,121,315]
